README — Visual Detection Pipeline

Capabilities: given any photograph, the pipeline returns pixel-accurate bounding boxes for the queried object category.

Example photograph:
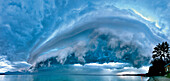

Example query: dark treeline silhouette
[147,41,170,76]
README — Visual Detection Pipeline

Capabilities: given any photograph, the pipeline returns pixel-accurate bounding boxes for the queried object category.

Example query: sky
[0,0,170,73]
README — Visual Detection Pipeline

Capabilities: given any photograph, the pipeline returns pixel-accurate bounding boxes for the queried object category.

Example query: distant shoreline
[0,72,146,76]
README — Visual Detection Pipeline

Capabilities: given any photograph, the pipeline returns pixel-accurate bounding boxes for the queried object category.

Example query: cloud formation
[32,27,152,69]
[0,0,169,72]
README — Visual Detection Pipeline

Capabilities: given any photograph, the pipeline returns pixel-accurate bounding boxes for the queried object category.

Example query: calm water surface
[0,65,149,81]
[0,74,149,81]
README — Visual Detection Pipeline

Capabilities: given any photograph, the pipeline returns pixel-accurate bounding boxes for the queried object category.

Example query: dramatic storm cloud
[0,0,169,72]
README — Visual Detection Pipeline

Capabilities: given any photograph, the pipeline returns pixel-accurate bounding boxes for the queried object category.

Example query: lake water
[0,75,149,81]
[0,64,150,81]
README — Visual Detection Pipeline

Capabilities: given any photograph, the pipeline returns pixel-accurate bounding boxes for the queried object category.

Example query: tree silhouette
[164,42,170,59]
[152,41,169,61]
[147,41,170,76]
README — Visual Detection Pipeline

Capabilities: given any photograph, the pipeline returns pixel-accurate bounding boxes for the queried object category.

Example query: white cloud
[0,56,14,73]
